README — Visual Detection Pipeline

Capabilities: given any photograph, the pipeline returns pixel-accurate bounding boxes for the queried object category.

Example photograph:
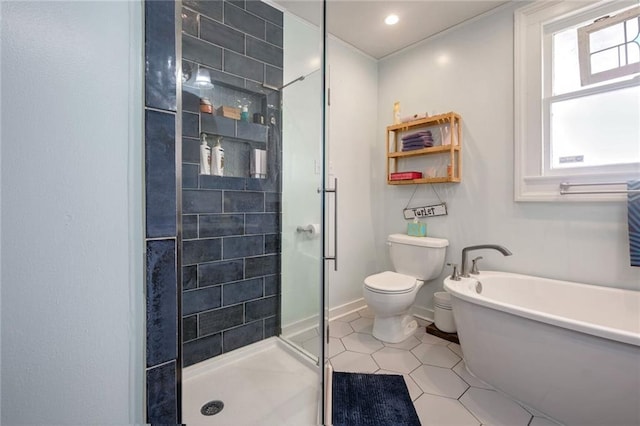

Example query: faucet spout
[461,244,512,277]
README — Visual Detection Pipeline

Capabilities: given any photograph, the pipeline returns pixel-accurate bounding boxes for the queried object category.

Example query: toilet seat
[364,271,417,294]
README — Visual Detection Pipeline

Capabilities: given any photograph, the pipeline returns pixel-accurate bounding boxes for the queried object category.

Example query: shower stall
[167,0,332,424]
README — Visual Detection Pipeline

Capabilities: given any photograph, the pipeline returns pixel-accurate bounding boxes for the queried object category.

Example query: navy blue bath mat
[332,372,421,426]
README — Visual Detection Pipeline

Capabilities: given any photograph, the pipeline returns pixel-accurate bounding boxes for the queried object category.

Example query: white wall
[327,37,379,310]
[1,2,143,424]
[375,5,640,316]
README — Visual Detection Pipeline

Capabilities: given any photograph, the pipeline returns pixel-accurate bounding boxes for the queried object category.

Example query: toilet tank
[388,234,448,280]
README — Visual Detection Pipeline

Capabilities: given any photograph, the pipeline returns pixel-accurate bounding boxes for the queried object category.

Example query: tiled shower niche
[180,0,283,367]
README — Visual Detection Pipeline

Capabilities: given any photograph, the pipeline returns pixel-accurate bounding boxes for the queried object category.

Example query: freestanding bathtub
[444,271,640,426]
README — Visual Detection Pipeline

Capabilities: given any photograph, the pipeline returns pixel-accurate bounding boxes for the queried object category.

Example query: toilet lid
[364,271,417,294]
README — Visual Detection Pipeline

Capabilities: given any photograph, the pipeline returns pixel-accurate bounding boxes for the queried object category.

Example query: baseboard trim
[329,298,367,320]
[282,314,319,338]
[412,305,434,323]
[282,298,368,338]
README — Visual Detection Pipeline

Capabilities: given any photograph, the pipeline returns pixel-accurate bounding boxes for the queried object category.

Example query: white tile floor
[183,307,561,426]
[182,339,319,426]
[291,307,561,426]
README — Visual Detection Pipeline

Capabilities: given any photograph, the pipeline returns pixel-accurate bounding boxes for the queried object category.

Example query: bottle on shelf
[393,101,401,124]
[241,106,249,122]
[199,133,211,175]
[211,136,224,176]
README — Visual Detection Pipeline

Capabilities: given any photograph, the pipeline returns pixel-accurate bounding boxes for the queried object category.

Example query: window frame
[514,0,640,202]
[577,6,640,86]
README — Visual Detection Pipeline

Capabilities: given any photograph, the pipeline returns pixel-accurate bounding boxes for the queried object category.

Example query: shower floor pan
[182,337,320,426]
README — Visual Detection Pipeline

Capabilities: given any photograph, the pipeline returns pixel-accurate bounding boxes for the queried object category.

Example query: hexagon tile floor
[289,307,561,426]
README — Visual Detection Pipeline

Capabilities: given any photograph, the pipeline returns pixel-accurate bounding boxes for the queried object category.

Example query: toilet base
[372,314,418,343]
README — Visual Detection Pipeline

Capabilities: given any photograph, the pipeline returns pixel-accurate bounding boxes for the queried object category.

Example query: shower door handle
[323,178,338,271]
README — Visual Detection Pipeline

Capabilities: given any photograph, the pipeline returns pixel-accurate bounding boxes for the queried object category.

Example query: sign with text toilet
[403,203,448,220]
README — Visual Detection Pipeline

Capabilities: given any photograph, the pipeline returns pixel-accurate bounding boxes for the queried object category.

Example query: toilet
[364,234,448,343]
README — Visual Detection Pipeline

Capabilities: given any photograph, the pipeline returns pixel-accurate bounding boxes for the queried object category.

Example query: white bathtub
[444,271,640,426]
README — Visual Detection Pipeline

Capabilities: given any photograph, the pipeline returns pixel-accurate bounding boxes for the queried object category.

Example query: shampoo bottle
[199,133,211,175]
[393,101,401,124]
[211,137,224,176]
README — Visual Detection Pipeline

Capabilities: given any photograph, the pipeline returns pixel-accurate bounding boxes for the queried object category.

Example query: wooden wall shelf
[386,112,462,185]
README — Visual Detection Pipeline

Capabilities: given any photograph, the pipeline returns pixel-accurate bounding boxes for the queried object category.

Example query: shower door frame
[320,0,332,423]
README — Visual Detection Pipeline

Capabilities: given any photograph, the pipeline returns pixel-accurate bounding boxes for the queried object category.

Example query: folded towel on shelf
[402,131,432,141]
[402,141,433,148]
[402,142,433,151]
[402,138,433,147]
[628,180,640,267]
[403,138,434,147]
[402,141,433,147]
[403,133,433,141]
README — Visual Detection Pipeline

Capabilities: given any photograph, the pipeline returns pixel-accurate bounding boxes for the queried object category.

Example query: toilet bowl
[363,234,448,343]
[364,271,424,343]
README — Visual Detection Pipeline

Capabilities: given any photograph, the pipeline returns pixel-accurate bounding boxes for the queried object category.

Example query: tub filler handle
[447,263,461,281]
[470,256,483,275]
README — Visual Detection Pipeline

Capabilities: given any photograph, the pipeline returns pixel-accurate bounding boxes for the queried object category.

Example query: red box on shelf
[390,171,423,180]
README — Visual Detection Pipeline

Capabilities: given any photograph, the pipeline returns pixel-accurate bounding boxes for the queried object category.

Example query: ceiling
[275,1,508,59]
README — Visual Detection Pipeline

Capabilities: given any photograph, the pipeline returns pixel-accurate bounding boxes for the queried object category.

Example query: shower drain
[201,400,224,416]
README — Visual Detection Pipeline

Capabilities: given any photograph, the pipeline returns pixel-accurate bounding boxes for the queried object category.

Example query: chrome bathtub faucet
[461,245,512,277]
[470,256,483,275]
[447,263,461,281]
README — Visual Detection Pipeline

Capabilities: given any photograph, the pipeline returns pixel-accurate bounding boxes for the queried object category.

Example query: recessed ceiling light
[385,14,399,25]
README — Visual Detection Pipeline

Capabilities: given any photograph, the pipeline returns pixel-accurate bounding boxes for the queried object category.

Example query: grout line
[457,388,484,425]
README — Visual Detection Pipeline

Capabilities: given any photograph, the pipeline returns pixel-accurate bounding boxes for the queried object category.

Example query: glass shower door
[280,2,329,424]
[280,10,324,359]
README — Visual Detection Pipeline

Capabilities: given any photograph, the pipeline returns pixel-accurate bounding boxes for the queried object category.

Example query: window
[578,6,640,86]
[515,1,640,202]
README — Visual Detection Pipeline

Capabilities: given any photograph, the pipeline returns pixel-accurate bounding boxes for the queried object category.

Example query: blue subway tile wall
[183,285,222,315]
[183,0,223,21]
[182,163,199,189]
[183,265,198,290]
[182,34,223,69]
[145,0,176,112]
[245,0,283,26]
[224,2,265,39]
[223,278,264,305]
[199,305,244,335]
[245,213,279,234]
[198,259,244,287]
[223,50,265,82]
[183,214,198,239]
[183,189,223,213]
[146,361,178,424]
[183,238,222,265]
[181,0,283,366]
[145,0,179,422]
[223,320,264,352]
[183,333,222,366]
[146,240,178,367]
[223,235,264,258]
[246,36,283,67]
[183,315,198,342]
[145,110,177,238]
[200,16,245,54]
[199,213,245,237]
[266,23,283,47]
